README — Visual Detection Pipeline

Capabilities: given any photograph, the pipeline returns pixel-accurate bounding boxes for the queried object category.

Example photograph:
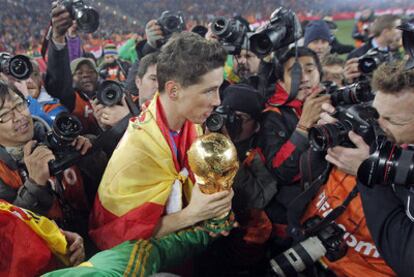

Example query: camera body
[323,79,374,107]
[96,80,124,107]
[270,216,347,276]
[205,105,243,139]
[309,104,379,152]
[59,0,99,33]
[249,7,302,57]
[358,48,390,74]
[211,17,248,55]
[0,52,33,80]
[41,113,84,176]
[358,136,414,187]
[157,11,185,42]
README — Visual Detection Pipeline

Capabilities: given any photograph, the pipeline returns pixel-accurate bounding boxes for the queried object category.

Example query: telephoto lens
[309,104,378,152]
[329,81,374,107]
[270,216,347,276]
[358,137,414,187]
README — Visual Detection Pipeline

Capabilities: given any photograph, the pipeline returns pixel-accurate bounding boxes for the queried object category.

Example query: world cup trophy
[187,132,239,233]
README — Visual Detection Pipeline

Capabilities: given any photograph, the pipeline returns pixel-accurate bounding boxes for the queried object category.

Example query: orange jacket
[302,167,396,277]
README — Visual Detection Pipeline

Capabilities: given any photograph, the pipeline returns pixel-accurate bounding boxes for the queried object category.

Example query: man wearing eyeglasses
[0,81,103,257]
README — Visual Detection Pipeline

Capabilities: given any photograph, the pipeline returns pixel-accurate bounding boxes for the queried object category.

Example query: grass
[334,19,356,46]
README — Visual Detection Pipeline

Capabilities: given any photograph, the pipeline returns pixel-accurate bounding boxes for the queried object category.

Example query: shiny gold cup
[187,133,239,194]
[187,133,239,233]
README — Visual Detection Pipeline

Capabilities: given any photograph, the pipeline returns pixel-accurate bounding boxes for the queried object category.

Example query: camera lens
[212,18,229,37]
[358,57,378,74]
[74,7,99,33]
[8,55,33,80]
[250,33,273,57]
[165,16,180,32]
[206,113,225,132]
[97,81,123,106]
[309,122,351,151]
[52,113,82,146]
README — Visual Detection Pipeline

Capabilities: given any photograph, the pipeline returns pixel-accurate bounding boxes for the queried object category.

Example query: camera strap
[304,185,359,238]
[287,150,360,241]
[286,44,302,103]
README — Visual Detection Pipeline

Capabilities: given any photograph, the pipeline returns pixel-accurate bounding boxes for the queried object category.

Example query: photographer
[0,81,106,255]
[355,63,414,277]
[348,14,402,60]
[196,84,277,276]
[98,41,130,83]
[13,59,68,126]
[352,9,375,48]
[257,47,330,220]
[134,52,158,107]
[46,3,130,135]
[274,65,411,277]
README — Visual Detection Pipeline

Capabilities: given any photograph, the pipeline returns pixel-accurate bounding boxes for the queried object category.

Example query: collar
[371,38,389,52]
[267,83,304,116]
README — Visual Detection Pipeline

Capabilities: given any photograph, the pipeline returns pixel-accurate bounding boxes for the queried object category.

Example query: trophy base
[202,211,235,234]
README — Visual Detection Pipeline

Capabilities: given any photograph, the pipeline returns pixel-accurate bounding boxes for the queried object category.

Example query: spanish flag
[89,94,201,250]
[0,201,69,277]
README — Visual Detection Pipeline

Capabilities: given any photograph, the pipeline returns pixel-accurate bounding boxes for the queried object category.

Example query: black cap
[222,84,264,120]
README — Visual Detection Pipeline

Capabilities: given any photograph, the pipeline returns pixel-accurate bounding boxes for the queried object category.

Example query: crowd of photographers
[1,1,414,277]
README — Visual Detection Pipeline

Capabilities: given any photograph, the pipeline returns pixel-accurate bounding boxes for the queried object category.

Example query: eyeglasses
[0,100,29,123]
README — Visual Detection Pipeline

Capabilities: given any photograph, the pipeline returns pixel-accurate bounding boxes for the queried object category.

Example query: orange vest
[72,92,99,134]
[0,160,88,221]
[302,167,396,277]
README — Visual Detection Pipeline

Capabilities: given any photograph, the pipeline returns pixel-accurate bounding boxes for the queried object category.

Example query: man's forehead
[374,90,414,115]
[285,56,316,70]
[1,92,21,110]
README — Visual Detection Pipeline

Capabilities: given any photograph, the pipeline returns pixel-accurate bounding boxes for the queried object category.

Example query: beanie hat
[304,20,332,46]
[222,84,264,120]
[103,42,118,56]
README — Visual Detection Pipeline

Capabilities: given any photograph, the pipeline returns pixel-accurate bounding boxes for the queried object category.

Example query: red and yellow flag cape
[0,201,69,277]
[90,94,201,250]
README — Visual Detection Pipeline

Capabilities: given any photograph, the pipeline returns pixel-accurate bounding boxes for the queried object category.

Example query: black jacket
[331,37,355,55]
[45,40,101,135]
[347,38,376,60]
[358,181,414,277]
[231,136,278,214]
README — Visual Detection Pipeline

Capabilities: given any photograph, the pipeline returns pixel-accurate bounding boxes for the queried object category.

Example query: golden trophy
[187,132,239,233]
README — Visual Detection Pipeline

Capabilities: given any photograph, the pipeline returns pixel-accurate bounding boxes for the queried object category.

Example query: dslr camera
[358,48,390,74]
[309,104,379,152]
[157,11,185,43]
[358,136,414,187]
[249,7,302,57]
[96,80,124,107]
[59,0,99,33]
[270,215,347,276]
[0,52,32,80]
[205,105,242,139]
[322,79,374,107]
[211,17,248,55]
[41,113,84,176]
